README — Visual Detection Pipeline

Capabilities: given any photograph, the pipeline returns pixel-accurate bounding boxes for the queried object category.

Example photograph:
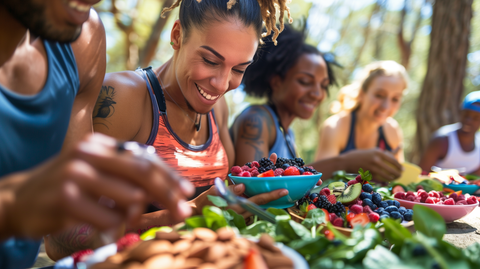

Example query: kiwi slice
[337,183,362,205]
[328,182,346,197]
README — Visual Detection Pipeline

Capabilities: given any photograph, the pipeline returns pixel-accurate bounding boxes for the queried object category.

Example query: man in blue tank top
[0,1,194,268]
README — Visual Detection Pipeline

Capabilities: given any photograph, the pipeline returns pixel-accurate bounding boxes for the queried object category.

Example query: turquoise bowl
[228,173,322,209]
[443,183,480,194]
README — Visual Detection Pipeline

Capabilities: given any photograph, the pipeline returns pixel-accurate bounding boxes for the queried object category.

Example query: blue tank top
[340,109,392,154]
[0,40,79,269]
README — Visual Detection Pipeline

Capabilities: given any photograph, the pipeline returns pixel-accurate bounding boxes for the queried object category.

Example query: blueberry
[298,168,305,175]
[380,215,390,221]
[362,184,373,193]
[393,200,401,208]
[404,212,413,221]
[398,207,407,215]
[385,206,399,213]
[390,211,402,219]
[379,201,389,208]
[363,198,374,208]
[386,200,395,206]
[412,245,427,256]
[309,193,318,200]
[282,164,290,170]
[381,211,390,217]
[376,208,385,214]
[360,192,372,201]
[371,204,378,210]
[372,193,382,205]
[406,209,413,215]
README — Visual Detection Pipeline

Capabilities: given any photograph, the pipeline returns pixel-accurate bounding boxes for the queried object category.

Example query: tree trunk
[412,0,472,162]
[397,0,424,69]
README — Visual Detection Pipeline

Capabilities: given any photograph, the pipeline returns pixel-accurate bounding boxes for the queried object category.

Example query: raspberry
[240,171,251,177]
[457,195,466,201]
[467,196,478,204]
[251,170,260,177]
[414,197,422,203]
[394,192,406,199]
[417,189,427,194]
[274,168,284,176]
[251,161,260,168]
[329,213,338,221]
[241,165,250,171]
[326,195,337,204]
[333,217,344,227]
[249,166,258,173]
[419,192,429,201]
[416,185,424,191]
[363,205,373,214]
[355,175,363,183]
[429,191,440,199]
[448,193,458,201]
[72,249,94,264]
[284,166,300,176]
[368,212,380,222]
[425,197,435,204]
[116,233,141,252]
[319,188,331,196]
[406,196,415,201]
[456,200,467,205]
[303,171,314,175]
[347,180,358,186]
[357,199,364,205]
[307,204,317,211]
[230,166,242,175]
[406,191,415,197]
[350,204,363,214]
[444,198,455,205]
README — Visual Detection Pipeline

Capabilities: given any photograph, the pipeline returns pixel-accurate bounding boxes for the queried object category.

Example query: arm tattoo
[93,85,117,129]
[48,224,100,258]
[241,113,266,159]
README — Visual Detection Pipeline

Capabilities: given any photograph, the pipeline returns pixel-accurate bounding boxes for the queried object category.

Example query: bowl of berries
[288,169,415,235]
[229,156,322,209]
[393,190,479,223]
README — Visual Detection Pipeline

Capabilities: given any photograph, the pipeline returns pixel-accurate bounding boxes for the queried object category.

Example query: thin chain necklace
[158,74,202,132]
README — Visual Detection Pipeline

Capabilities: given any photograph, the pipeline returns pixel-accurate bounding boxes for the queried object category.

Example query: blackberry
[331,202,346,216]
[315,196,332,212]
[276,157,290,168]
[259,157,274,169]
[245,162,252,168]
[292,157,305,167]
[258,167,266,173]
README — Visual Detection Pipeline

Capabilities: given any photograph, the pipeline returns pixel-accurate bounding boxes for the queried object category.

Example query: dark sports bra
[340,110,393,154]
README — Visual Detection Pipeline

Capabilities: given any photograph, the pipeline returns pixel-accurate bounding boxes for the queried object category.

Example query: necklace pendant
[195,123,201,132]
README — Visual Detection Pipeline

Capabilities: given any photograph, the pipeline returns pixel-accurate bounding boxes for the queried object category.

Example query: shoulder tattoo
[93,85,117,128]
[240,112,268,160]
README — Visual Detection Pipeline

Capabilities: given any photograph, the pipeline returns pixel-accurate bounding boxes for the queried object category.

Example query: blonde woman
[315,61,408,182]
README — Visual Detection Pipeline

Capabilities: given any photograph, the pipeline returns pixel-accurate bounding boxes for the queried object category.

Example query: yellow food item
[395,162,422,185]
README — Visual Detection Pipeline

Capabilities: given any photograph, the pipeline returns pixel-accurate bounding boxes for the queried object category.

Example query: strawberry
[244,248,268,269]
[350,213,369,227]
[284,166,300,176]
[71,249,93,264]
[319,188,331,196]
[303,171,314,175]
[326,195,337,204]
[307,204,317,211]
[230,166,242,175]
[257,170,274,177]
[346,212,356,222]
[116,233,141,252]
[321,208,330,222]
[324,229,335,240]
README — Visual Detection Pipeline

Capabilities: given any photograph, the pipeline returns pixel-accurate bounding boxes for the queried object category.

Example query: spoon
[214,177,277,224]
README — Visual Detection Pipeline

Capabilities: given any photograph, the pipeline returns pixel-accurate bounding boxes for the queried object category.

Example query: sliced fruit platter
[289,169,414,235]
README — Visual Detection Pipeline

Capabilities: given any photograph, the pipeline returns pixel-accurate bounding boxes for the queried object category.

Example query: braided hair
[243,25,337,99]
[161,0,292,45]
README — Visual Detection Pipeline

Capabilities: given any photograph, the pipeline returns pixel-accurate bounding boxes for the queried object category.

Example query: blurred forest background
[93,0,480,165]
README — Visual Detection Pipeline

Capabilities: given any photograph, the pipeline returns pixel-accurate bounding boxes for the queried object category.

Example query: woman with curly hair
[47,0,293,260]
[316,61,408,182]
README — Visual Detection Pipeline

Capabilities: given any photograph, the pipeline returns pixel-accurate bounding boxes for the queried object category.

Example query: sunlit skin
[459,108,480,134]
[270,53,329,128]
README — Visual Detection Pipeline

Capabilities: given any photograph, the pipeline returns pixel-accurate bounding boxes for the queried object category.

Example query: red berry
[349,204,363,214]
[355,175,363,183]
[230,166,242,175]
[333,217,344,227]
[241,165,250,171]
[416,185,424,191]
[425,197,436,204]
[457,195,466,201]
[406,196,415,201]
[329,213,338,221]
[467,197,478,204]
[444,198,455,205]
[368,212,380,222]
[116,233,141,252]
[319,188,331,196]
[257,170,274,177]
[307,204,317,211]
[347,180,357,186]
[394,192,406,199]
[429,191,440,199]
[249,166,258,173]
[251,170,260,177]
[456,200,467,205]
[303,171,314,175]
[72,249,94,264]
[284,166,300,176]
[251,161,260,168]
[326,195,337,204]
[406,191,415,197]
[313,197,319,203]
[240,171,252,177]
[274,168,284,176]
[363,206,373,214]
[448,193,458,201]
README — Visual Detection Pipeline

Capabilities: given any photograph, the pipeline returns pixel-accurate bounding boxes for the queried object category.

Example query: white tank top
[435,123,480,174]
